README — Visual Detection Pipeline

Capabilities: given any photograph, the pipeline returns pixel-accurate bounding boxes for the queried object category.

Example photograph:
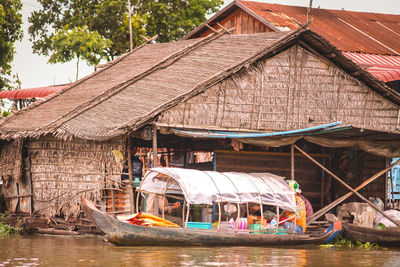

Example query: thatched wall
[158,45,399,133]
[29,135,125,217]
[0,141,23,183]
[0,141,23,213]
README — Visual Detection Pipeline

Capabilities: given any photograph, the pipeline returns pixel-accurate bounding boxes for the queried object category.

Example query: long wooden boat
[84,199,341,246]
[342,223,400,247]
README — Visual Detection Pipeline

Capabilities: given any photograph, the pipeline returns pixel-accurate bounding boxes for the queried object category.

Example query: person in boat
[298,193,313,223]
[280,180,307,234]
[121,146,143,185]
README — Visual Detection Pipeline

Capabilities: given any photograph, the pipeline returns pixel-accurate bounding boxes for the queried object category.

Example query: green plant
[326,234,380,249]
[0,221,20,236]
[0,212,9,219]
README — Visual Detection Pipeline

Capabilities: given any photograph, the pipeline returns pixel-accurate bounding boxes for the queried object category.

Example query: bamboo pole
[308,158,400,224]
[127,137,135,213]
[182,200,186,227]
[291,144,295,180]
[236,203,240,230]
[217,202,222,230]
[185,203,190,228]
[162,195,165,219]
[127,0,133,51]
[294,144,400,226]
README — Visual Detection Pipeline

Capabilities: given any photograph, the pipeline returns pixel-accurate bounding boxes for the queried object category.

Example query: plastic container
[187,222,212,230]
[249,223,262,234]
[263,228,289,235]
[238,217,248,230]
[132,177,141,188]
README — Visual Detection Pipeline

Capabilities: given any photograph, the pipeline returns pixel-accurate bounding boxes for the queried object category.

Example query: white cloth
[139,167,296,212]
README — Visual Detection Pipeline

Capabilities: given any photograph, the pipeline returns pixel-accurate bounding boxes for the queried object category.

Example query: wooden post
[111,189,116,216]
[385,158,389,209]
[320,157,326,209]
[153,125,158,167]
[294,144,400,226]
[291,144,295,180]
[127,136,135,214]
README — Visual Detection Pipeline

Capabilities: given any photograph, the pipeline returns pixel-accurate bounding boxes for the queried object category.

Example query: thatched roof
[1,26,400,141]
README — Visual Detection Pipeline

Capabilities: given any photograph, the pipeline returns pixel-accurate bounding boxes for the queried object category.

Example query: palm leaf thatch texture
[1,27,399,141]
[1,26,400,217]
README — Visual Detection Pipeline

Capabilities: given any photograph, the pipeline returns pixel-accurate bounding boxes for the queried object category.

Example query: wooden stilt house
[1,26,400,225]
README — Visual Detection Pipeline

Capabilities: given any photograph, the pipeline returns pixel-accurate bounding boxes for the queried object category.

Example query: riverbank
[0,213,101,236]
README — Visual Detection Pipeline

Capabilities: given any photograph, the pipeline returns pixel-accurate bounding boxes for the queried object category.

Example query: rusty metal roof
[185,1,400,56]
[343,52,400,82]
[0,84,69,99]
[239,1,400,55]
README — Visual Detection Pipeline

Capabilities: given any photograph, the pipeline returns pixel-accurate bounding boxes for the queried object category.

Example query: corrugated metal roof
[0,85,68,99]
[239,1,400,55]
[343,52,400,82]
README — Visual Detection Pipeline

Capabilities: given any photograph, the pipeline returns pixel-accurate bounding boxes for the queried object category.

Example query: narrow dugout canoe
[84,199,341,246]
[342,223,400,247]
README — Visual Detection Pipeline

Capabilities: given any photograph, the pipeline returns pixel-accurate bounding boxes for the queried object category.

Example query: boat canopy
[139,167,296,212]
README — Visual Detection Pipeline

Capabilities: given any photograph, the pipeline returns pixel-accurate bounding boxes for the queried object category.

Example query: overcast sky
[12,0,400,89]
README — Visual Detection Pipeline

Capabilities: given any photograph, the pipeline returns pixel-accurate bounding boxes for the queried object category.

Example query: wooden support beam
[140,34,158,43]
[216,22,233,34]
[294,144,400,226]
[205,23,219,33]
[309,158,400,224]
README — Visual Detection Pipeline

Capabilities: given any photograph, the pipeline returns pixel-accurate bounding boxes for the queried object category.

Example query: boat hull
[342,223,400,247]
[84,199,341,246]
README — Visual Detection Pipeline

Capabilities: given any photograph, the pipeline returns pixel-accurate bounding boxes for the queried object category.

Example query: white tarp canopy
[139,167,296,212]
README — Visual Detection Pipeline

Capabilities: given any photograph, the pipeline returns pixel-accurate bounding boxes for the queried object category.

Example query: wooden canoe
[342,223,400,247]
[83,199,341,246]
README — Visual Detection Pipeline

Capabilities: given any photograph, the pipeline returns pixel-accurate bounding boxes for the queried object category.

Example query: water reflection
[0,235,399,266]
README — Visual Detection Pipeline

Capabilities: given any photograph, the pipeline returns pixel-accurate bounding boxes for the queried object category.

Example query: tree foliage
[29,0,223,61]
[48,26,112,80]
[0,0,23,90]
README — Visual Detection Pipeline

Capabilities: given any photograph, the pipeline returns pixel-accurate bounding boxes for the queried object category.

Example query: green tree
[0,0,23,90]
[29,0,222,60]
[48,26,112,81]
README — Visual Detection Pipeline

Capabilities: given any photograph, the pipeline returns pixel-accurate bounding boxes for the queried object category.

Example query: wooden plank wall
[199,9,273,37]
[333,152,387,203]
[215,150,328,210]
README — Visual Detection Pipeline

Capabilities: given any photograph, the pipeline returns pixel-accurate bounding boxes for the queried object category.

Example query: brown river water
[0,235,400,267]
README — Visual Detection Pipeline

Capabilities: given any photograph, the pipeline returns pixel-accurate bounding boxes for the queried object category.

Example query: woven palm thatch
[0,26,399,141]
[28,135,125,217]
[158,44,400,133]
[0,141,23,184]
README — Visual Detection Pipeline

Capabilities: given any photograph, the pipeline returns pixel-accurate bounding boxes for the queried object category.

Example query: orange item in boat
[118,213,180,228]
